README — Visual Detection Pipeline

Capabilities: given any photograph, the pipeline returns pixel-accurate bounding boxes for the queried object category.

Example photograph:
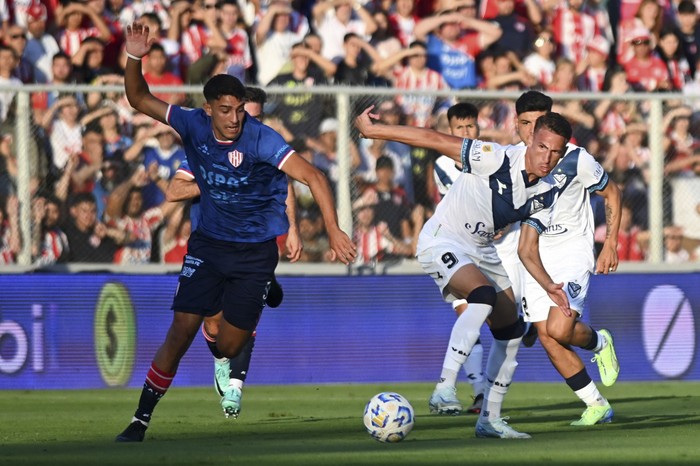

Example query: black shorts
[171,231,279,331]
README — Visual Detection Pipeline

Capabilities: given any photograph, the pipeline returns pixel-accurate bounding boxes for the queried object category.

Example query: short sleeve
[460,139,504,176]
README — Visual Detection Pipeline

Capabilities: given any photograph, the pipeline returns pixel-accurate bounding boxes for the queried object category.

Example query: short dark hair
[375,155,394,171]
[408,40,427,50]
[245,86,267,106]
[447,102,478,121]
[203,74,246,102]
[534,112,572,142]
[678,0,696,14]
[515,91,553,115]
[52,51,70,63]
[148,42,165,56]
[343,32,359,43]
[69,192,97,208]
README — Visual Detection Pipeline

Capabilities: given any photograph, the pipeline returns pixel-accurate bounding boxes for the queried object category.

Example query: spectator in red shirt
[143,43,185,105]
[623,27,671,91]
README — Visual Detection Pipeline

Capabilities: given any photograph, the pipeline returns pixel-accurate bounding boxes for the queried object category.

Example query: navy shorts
[171,231,279,331]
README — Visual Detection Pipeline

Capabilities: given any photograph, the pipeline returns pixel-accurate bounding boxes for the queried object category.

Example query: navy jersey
[167,106,293,242]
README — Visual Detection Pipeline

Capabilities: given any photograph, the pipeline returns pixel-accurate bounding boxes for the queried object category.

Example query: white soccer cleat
[429,386,463,415]
[475,417,531,439]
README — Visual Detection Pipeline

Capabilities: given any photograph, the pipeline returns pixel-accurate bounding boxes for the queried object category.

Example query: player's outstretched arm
[518,223,571,315]
[354,106,465,161]
[124,23,169,124]
[165,171,201,202]
[281,154,356,265]
[594,180,621,275]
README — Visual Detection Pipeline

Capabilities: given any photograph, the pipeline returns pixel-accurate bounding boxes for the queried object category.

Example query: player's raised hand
[327,227,357,265]
[125,22,154,59]
[545,281,572,317]
[354,106,380,139]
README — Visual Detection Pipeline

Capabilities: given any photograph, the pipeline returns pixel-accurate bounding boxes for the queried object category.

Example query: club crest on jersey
[228,150,244,167]
[553,173,567,187]
[567,281,582,298]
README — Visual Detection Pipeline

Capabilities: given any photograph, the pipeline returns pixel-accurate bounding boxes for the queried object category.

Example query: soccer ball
[363,392,415,443]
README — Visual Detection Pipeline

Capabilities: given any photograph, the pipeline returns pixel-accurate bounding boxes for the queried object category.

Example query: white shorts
[522,251,592,323]
[416,234,512,303]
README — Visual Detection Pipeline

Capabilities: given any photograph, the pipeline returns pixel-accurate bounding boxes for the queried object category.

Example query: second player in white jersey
[522,145,608,320]
[356,106,573,439]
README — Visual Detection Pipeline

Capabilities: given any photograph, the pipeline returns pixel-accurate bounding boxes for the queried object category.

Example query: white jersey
[422,139,570,250]
[541,145,608,255]
[522,144,610,320]
[434,153,521,264]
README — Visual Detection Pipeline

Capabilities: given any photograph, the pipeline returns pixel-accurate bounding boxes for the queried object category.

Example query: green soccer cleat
[592,329,619,387]
[570,403,614,426]
[214,358,230,397]
[221,387,242,419]
[475,417,531,439]
[429,386,463,415]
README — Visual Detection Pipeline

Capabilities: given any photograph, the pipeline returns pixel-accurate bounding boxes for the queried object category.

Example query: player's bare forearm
[166,175,200,202]
[595,181,622,274]
[518,224,570,314]
[281,154,356,263]
[354,107,463,160]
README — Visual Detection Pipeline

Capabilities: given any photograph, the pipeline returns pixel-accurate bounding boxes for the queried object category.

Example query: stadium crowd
[1,0,700,266]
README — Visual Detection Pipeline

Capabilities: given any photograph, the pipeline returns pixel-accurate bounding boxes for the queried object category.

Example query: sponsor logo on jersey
[567,281,582,298]
[465,221,496,240]
[482,144,493,153]
[228,150,244,167]
[542,224,568,236]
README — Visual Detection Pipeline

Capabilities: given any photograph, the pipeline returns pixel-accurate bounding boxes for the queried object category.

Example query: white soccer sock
[463,342,485,396]
[228,378,244,390]
[481,336,521,421]
[574,381,608,407]
[131,416,149,427]
[436,303,491,390]
[215,357,229,365]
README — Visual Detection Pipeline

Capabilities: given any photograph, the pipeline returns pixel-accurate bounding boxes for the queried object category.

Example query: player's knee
[467,285,497,307]
[548,325,574,346]
[203,318,219,339]
[217,340,243,359]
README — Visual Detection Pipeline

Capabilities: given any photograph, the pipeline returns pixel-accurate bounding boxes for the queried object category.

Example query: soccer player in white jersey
[356,107,572,439]
[431,102,487,415]
[515,91,622,426]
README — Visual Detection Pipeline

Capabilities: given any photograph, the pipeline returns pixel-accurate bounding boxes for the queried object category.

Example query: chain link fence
[2,84,700,269]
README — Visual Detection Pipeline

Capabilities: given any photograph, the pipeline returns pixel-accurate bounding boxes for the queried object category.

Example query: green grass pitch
[1,382,699,465]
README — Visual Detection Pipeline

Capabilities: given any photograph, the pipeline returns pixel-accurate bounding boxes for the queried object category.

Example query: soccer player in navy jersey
[116,23,355,442]
[166,87,302,420]
[356,107,571,439]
